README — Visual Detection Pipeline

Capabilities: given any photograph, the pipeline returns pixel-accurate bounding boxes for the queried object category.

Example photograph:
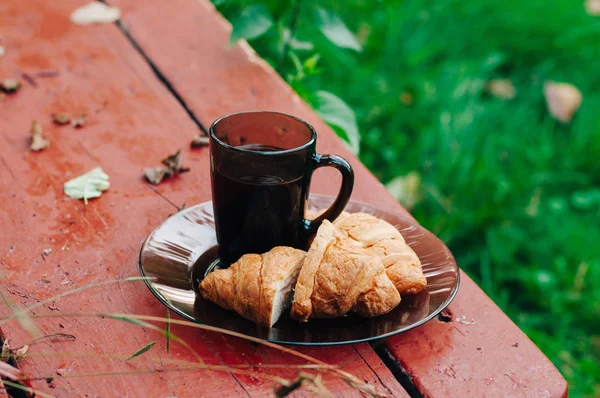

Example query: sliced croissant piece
[199,246,306,327]
[333,212,427,295]
[291,221,400,322]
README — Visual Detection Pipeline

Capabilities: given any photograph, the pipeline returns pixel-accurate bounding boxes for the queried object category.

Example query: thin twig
[145,183,182,211]
[15,333,76,350]
[21,73,37,87]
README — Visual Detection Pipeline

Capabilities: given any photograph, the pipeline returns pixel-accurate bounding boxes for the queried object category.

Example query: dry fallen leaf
[70,2,121,25]
[191,135,210,148]
[71,115,86,128]
[275,372,331,398]
[63,167,110,204]
[52,113,72,125]
[385,171,422,210]
[544,81,583,123]
[486,79,516,99]
[14,345,28,361]
[1,340,10,362]
[399,92,413,105]
[161,149,190,172]
[144,149,190,185]
[143,167,169,185]
[586,0,600,15]
[30,121,50,152]
[1,78,20,93]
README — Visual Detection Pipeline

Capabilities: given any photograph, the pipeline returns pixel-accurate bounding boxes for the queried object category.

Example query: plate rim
[138,194,461,346]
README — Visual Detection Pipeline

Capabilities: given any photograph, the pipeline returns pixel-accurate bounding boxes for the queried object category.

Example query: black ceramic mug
[209,111,354,265]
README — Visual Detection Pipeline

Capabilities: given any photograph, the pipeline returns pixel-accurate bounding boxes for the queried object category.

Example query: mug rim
[209,110,317,156]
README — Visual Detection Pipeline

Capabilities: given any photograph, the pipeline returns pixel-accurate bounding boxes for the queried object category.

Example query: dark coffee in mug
[212,144,304,261]
[209,112,354,265]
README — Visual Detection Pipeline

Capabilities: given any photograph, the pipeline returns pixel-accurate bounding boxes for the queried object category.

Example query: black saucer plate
[139,194,459,345]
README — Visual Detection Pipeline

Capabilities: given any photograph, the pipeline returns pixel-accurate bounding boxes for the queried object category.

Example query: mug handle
[303,153,354,235]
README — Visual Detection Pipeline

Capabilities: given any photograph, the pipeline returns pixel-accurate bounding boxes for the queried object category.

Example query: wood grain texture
[384,274,568,397]
[0,0,408,396]
[108,0,568,396]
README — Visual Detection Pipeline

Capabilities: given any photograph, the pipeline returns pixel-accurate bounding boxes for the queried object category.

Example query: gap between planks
[111,16,208,135]
[373,343,423,398]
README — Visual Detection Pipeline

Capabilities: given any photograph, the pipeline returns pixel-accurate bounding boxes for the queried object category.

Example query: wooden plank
[383,274,568,397]
[0,1,409,397]
[108,0,569,396]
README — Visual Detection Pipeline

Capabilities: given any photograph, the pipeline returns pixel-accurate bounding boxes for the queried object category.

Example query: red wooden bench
[0,0,567,396]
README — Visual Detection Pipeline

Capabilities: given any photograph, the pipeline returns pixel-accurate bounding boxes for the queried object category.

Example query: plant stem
[278,0,303,69]
[2,380,53,398]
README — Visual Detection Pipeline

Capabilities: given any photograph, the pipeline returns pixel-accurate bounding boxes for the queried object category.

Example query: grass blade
[166,309,171,353]
[7,311,386,396]
[126,341,156,361]
[2,380,54,398]
[105,314,203,363]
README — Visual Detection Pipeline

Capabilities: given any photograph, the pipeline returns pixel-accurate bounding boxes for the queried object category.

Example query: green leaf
[126,341,156,361]
[63,167,110,205]
[229,5,273,46]
[313,91,360,155]
[571,189,600,210]
[314,8,361,52]
[385,172,423,210]
[303,54,320,72]
[290,38,314,51]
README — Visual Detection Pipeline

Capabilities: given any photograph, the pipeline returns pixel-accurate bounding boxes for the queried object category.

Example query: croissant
[291,220,401,322]
[333,212,427,295]
[198,246,306,327]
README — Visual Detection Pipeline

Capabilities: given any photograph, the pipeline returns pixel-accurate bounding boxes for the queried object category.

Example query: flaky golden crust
[231,254,263,324]
[291,221,400,321]
[291,221,337,322]
[353,261,402,317]
[334,213,427,295]
[197,266,235,311]
[199,247,306,326]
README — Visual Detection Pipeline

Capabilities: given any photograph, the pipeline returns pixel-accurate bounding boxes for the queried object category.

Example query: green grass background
[213,1,600,396]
